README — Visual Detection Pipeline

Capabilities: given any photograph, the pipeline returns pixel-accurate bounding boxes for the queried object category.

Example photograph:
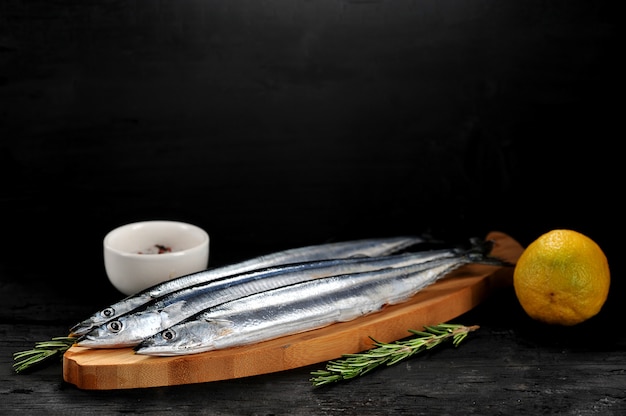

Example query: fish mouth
[76,334,139,349]
[69,322,94,337]
[134,339,203,356]
[133,341,159,355]
[74,334,110,347]
[133,342,147,353]
[134,345,195,357]
[74,334,95,347]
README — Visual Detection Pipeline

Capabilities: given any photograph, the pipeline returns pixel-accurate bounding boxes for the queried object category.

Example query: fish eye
[101,307,115,318]
[107,320,123,333]
[161,329,176,341]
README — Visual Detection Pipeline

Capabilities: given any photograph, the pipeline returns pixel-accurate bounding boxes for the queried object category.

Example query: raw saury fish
[76,248,461,348]
[70,236,425,336]
[135,241,507,356]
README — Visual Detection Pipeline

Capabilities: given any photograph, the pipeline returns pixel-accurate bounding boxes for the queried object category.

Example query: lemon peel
[513,229,610,326]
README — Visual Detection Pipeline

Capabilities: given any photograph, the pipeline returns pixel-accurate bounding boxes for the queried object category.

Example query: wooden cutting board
[63,231,523,390]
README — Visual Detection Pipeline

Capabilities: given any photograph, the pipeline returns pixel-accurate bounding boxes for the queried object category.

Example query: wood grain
[63,231,523,390]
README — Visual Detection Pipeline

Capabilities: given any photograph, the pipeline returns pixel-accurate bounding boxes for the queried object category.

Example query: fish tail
[465,238,513,267]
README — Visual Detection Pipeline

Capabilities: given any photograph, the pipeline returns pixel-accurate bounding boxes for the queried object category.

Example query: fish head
[135,318,233,356]
[76,311,165,348]
[69,293,155,336]
[69,306,118,336]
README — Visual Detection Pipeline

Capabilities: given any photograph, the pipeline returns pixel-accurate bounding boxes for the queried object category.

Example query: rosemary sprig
[310,323,479,387]
[13,336,77,374]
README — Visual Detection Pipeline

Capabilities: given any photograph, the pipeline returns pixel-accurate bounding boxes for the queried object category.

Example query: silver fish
[70,236,425,336]
[135,244,506,356]
[76,248,460,348]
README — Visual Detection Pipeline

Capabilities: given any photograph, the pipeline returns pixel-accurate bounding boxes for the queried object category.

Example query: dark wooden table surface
[1,244,625,415]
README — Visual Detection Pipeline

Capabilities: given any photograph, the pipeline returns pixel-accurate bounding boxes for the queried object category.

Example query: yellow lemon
[513,229,610,326]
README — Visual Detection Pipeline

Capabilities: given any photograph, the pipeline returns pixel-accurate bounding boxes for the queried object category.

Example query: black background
[1,0,622,302]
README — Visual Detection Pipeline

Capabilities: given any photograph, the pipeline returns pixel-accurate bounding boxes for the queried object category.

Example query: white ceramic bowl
[104,220,210,295]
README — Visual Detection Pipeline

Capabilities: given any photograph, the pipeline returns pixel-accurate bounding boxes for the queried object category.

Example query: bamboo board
[63,231,523,390]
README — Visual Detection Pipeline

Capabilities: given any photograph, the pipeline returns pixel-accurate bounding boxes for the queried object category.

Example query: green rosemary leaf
[13,336,77,374]
[310,323,479,387]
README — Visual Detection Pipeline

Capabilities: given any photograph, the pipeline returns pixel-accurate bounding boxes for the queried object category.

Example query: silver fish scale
[135,256,475,356]
[70,236,425,336]
[77,248,460,348]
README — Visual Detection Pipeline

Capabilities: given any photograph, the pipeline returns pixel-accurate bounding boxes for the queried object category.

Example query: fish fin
[202,317,234,336]
[160,301,187,316]
[346,254,369,259]
[202,317,232,325]
[148,289,164,298]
